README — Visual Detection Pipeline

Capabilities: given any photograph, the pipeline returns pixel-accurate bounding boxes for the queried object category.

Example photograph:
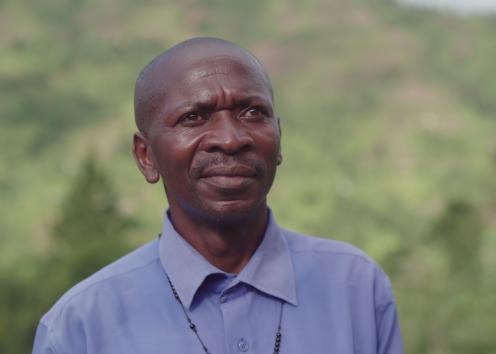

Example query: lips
[201,165,257,178]
[200,165,257,190]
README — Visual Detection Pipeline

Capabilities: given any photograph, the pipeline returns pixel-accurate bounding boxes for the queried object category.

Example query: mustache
[190,154,264,179]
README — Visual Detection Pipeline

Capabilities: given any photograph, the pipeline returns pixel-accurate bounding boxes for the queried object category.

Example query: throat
[168,207,269,273]
[189,225,264,273]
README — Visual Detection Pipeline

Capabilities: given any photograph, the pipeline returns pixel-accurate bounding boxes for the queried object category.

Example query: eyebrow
[170,95,272,113]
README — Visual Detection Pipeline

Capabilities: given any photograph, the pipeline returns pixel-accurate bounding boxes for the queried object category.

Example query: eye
[180,112,205,126]
[241,106,268,120]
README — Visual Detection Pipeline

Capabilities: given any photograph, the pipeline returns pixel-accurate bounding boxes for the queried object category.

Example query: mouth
[200,165,257,190]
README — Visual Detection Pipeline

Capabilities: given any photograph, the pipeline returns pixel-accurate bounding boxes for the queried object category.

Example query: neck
[168,205,269,274]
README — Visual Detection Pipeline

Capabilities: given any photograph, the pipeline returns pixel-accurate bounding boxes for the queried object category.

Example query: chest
[79,285,377,354]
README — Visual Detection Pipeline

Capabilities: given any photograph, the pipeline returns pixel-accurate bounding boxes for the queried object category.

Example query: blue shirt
[33,211,403,354]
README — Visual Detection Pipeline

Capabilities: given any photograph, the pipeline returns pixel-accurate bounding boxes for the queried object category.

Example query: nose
[201,112,254,155]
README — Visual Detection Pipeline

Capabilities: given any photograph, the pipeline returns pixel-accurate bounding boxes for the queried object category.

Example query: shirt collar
[158,209,298,310]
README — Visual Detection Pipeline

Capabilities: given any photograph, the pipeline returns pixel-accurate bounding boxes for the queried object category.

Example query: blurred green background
[1,0,495,353]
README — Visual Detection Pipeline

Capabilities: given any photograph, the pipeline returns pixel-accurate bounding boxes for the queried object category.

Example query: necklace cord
[166,274,284,354]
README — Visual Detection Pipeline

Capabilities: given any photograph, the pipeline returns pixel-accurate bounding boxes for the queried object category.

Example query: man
[33,37,403,354]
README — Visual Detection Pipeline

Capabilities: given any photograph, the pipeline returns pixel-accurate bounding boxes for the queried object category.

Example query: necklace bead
[166,274,284,354]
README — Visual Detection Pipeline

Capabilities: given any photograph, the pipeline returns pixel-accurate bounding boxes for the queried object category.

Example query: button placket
[219,284,254,353]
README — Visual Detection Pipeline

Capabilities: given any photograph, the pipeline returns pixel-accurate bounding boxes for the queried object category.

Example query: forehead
[160,55,271,99]
[174,58,270,99]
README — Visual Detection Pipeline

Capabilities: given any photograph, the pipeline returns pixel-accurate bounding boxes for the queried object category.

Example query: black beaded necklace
[166,274,284,354]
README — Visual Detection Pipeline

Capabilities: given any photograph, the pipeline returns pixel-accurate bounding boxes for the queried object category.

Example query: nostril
[205,136,253,155]
[206,145,225,154]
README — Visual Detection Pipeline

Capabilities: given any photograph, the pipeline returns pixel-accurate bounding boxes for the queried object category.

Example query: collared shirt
[33,211,403,354]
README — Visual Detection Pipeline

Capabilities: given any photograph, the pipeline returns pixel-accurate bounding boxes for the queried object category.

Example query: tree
[1,154,135,354]
[430,199,483,276]
[50,153,134,286]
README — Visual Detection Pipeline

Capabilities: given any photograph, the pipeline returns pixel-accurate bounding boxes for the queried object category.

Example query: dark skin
[133,38,282,273]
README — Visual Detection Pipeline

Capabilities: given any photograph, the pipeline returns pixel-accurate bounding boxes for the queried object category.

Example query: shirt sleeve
[32,322,57,354]
[375,272,404,354]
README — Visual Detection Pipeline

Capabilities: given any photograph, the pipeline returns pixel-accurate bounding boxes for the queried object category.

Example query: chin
[197,199,267,226]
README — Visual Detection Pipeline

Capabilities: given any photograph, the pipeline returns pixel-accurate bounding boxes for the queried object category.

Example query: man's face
[135,55,281,224]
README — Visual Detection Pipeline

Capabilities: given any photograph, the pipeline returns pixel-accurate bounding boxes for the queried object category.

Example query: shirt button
[237,338,249,352]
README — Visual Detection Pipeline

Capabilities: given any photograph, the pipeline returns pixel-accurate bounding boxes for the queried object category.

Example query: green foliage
[0,155,133,353]
[430,200,483,276]
[0,273,38,354]
[50,153,134,282]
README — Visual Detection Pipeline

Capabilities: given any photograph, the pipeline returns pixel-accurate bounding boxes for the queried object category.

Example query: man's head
[132,37,282,225]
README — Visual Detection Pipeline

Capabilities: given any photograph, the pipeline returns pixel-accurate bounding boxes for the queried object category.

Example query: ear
[277,116,283,166]
[133,132,160,184]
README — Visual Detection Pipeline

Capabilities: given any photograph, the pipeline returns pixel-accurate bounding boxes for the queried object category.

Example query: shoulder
[281,228,394,303]
[39,240,160,327]
[282,228,375,264]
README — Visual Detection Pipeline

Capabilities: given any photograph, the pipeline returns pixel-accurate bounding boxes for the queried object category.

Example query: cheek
[173,129,204,148]
[152,130,203,177]
[254,129,281,160]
